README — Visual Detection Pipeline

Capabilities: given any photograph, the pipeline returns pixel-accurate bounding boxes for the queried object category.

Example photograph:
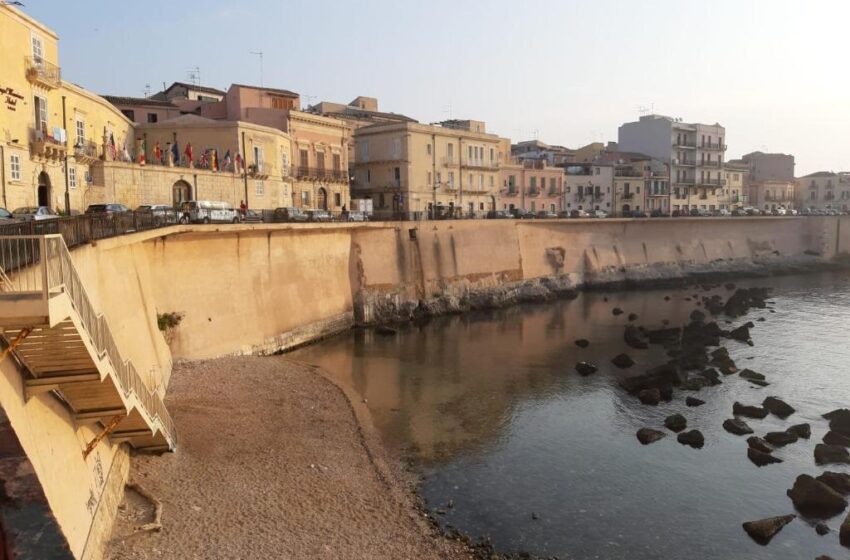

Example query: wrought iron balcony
[615,169,643,177]
[73,141,100,165]
[700,160,721,168]
[622,192,636,200]
[25,56,61,89]
[677,160,696,167]
[700,142,726,151]
[461,157,499,169]
[673,140,697,148]
[292,166,348,182]
[30,127,67,161]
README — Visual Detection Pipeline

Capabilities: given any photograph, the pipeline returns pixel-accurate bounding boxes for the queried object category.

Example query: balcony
[700,160,721,168]
[622,192,636,200]
[73,140,100,165]
[292,166,348,182]
[441,156,458,167]
[615,169,642,177]
[248,163,270,180]
[461,157,499,169]
[673,179,696,186]
[593,192,604,200]
[677,160,696,167]
[502,188,518,197]
[700,142,726,151]
[574,193,587,201]
[673,140,697,148]
[25,56,61,89]
[698,178,725,187]
[30,127,67,161]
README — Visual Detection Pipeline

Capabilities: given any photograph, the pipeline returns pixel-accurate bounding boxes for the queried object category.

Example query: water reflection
[291,273,850,560]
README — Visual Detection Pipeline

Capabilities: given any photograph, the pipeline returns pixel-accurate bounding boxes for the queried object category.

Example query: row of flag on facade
[105,132,246,172]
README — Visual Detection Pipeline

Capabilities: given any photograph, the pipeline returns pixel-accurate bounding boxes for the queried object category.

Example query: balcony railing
[292,166,348,182]
[673,179,696,186]
[441,156,457,166]
[700,160,721,168]
[673,140,697,148]
[677,160,696,167]
[461,157,499,169]
[30,127,67,161]
[700,142,726,150]
[73,140,100,165]
[25,56,61,89]
[615,169,642,177]
[699,178,725,187]
[622,192,636,200]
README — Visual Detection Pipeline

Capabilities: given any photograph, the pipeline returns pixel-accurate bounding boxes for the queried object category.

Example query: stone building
[511,140,575,166]
[722,160,749,210]
[563,162,614,214]
[796,171,850,211]
[499,159,564,214]
[352,120,509,219]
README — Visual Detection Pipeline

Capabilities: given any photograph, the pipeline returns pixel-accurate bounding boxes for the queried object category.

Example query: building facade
[511,140,575,166]
[499,159,564,214]
[352,120,508,219]
[741,151,795,182]
[796,172,850,211]
[618,114,727,214]
[722,160,749,210]
[563,162,614,214]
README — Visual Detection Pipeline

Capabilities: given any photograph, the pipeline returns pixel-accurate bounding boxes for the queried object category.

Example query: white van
[179,200,241,224]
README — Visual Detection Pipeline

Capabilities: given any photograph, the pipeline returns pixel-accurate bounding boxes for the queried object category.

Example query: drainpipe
[241,131,249,209]
[193,173,198,201]
[0,144,6,208]
[62,95,70,214]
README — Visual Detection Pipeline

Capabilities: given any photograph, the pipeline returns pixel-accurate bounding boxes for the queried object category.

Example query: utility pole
[249,51,264,87]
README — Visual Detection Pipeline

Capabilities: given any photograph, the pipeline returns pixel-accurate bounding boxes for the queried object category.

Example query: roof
[314,104,416,123]
[165,82,226,96]
[230,84,299,97]
[102,95,178,109]
[800,171,838,178]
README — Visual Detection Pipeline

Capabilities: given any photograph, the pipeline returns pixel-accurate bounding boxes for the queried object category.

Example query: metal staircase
[0,235,175,451]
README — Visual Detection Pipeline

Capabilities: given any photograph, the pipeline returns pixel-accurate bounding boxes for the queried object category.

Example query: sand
[105,356,471,560]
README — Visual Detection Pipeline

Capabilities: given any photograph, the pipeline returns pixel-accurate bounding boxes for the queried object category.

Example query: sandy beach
[105,356,471,560]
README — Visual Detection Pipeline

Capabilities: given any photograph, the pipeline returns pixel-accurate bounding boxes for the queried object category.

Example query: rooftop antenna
[187,67,200,86]
[249,51,264,87]
[143,84,151,98]
[443,103,453,121]
[532,128,539,140]
[303,94,317,110]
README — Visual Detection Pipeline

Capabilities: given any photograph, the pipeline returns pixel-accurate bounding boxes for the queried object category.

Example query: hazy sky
[26,0,850,175]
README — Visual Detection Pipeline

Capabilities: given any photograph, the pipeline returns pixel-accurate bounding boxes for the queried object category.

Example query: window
[479,202,484,211]
[427,171,432,186]
[75,119,85,145]
[379,193,386,208]
[121,109,135,121]
[448,172,454,187]
[478,174,483,189]
[447,143,453,158]
[549,177,556,192]
[282,152,290,176]
[392,137,401,159]
[34,95,48,132]
[10,154,21,181]
[489,175,494,187]
[359,141,369,162]
[301,191,311,205]
[468,146,473,159]
[366,169,371,183]
[436,172,441,184]
[530,177,537,190]
[594,167,600,175]
[271,96,291,110]
[468,173,472,186]
[426,143,432,155]
[255,181,265,196]
[299,149,309,170]
[334,193,341,207]
[147,113,158,124]
[68,166,77,189]
[253,145,264,172]
[332,154,341,171]
[394,167,401,183]
[31,34,43,61]
[316,152,326,170]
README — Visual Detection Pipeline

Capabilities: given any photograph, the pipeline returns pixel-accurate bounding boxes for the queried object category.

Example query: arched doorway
[317,187,328,210]
[172,180,192,206]
[621,204,631,216]
[37,172,50,207]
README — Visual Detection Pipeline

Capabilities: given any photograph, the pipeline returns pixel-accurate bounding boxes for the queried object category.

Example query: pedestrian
[239,200,247,216]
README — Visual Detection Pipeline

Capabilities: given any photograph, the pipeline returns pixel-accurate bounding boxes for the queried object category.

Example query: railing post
[39,237,48,302]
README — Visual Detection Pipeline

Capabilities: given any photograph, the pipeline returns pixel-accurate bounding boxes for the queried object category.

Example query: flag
[171,141,179,165]
[109,132,117,160]
[223,150,232,171]
[122,143,131,162]
[200,149,209,169]
[235,152,243,173]
[154,141,162,163]
[211,149,218,172]
[184,142,193,164]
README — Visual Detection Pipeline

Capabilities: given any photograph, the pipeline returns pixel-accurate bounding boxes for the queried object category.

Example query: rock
[748,448,783,466]
[375,325,398,336]
[531,512,539,520]
[815,522,830,536]
[788,423,811,439]
[742,514,795,545]
[710,346,730,360]
[698,368,722,386]
[664,295,671,301]
[816,472,850,496]
[747,436,774,454]
[816,555,836,560]
[690,309,706,323]
[611,353,635,369]
[664,413,687,432]
[574,338,590,348]
[627,313,638,321]
[659,386,674,402]
[815,444,850,466]
[575,361,598,376]
[823,409,850,436]
[734,402,769,419]
[787,474,848,518]
[824,431,850,447]
[636,428,666,445]
[677,430,704,448]
[618,363,680,394]
[717,362,738,375]
[725,283,736,290]
[681,377,707,391]
[763,397,795,419]
[637,388,661,406]
[729,324,751,342]
[748,379,771,388]
[723,418,754,436]
[686,396,705,407]
[739,369,766,382]
[624,326,649,350]
[647,327,680,345]
[765,431,799,446]
[612,307,624,316]
[841,511,850,546]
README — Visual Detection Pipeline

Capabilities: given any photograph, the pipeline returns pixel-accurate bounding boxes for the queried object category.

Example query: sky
[23,0,850,176]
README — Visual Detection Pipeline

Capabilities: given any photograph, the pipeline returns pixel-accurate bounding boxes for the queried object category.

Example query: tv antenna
[143,84,151,97]
[532,128,539,140]
[249,51,264,87]
[187,67,201,86]
[443,103,453,120]
[303,94,317,110]
[637,103,655,116]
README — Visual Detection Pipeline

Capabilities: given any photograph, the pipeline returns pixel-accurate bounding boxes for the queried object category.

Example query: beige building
[511,140,575,166]
[722,160,749,210]
[796,171,850,211]
[749,179,796,212]
[499,159,564,214]
[352,120,508,219]
[563,162,614,213]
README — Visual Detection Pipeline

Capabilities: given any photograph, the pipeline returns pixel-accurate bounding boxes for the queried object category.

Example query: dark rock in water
[698,368,722,386]
[816,472,850,496]
[717,362,738,375]
[638,388,661,406]
[612,307,624,316]
[624,326,649,350]
[603,296,609,302]
[575,361,598,376]
[747,436,774,454]
[574,338,590,348]
[841,511,850,546]
[647,327,680,344]
[748,448,782,466]
[742,514,795,545]
[763,396,796,419]
[531,512,539,520]
[757,317,766,322]
[665,413,687,432]
[740,369,766,382]
[747,379,771,388]
[729,324,751,342]
[664,295,671,301]
[824,431,850,447]
[659,385,674,402]
[619,363,680,394]
[787,474,848,518]
[815,522,830,536]
[723,418,754,435]
[734,401,769,419]
[681,377,707,391]
[724,287,772,317]
[636,428,666,445]
[686,396,705,407]
[815,444,850,465]
[765,431,799,446]
[375,326,398,336]
[711,346,730,360]
[690,309,706,323]
[677,430,704,448]
[788,423,811,440]
[627,313,638,322]
[823,409,850,436]
[816,555,836,560]
[611,353,635,369]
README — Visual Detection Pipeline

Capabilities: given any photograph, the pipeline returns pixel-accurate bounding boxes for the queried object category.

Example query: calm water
[291,273,850,559]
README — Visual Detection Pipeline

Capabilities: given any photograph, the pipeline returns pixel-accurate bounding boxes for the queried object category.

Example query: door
[317,187,328,210]
[37,172,50,207]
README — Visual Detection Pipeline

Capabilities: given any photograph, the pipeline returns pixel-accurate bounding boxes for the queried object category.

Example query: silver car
[12,206,59,221]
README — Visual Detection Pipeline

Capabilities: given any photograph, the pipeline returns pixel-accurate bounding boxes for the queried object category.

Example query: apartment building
[722,160,749,210]
[103,95,183,124]
[563,163,614,213]
[511,140,575,166]
[499,159,564,214]
[741,151,795,182]
[796,172,850,211]
[594,152,670,216]
[618,114,727,214]
[352,120,508,219]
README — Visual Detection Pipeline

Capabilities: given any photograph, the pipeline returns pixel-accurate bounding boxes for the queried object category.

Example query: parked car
[509,208,536,219]
[136,204,177,225]
[788,209,798,216]
[486,210,513,219]
[178,200,241,224]
[12,206,59,221]
[273,207,309,223]
[569,209,591,218]
[629,210,648,218]
[592,209,609,219]
[0,208,16,222]
[743,207,761,216]
[772,207,788,216]
[307,209,332,222]
[536,210,558,219]
[715,208,731,217]
[649,209,667,218]
[689,208,710,217]
[342,211,369,222]
[86,203,130,215]
[241,209,264,223]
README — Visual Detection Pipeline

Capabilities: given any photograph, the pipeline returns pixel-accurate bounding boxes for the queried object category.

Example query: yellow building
[352,120,509,219]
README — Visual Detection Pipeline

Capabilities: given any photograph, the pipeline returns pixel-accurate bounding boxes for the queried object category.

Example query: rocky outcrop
[824,431,850,447]
[574,339,590,348]
[747,436,773,454]
[788,424,811,439]
[765,431,799,447]
[638,388,661,406]
[686,396,705,407]
[841,511,850,546]
[611,353,635,369]
[664,414,687,433]
[787,474,848,518]
[815,444,850,466]
[733,402,769,419]
[677,430,704,449]
[816,472,850,496]
[636,428,666,445]
[575,362,598,376]
[824,409,850,436]
[742,514,795,545]
[748,448,782,466]
[624,326,649,350]
[723,418,753,436]
[763,397,795,419]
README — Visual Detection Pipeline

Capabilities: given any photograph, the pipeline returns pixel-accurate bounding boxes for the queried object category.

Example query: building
[511,140,575,166]
[352,120,508,219]
[749,179,796,212]
[741,151,795,182]
[103,95,182,124]
[307,96,416,130]
[618,114,727,214]
[563,162,614,214]
[722,160,749,210]
[573,141,613,163]
[592,151,669,216]
[796,172,850,211]
[499,159,564,214]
